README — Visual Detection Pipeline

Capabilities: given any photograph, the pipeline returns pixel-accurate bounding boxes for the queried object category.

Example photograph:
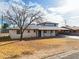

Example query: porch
[37,30,56,37]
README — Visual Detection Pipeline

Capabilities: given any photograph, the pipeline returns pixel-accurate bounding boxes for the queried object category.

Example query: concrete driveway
[62,52,79,59]
[65,35,79,39]
[45,50,79,59]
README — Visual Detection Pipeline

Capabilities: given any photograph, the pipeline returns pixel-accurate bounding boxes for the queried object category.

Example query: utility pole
[1,15,3,32]
[64,19,67,27]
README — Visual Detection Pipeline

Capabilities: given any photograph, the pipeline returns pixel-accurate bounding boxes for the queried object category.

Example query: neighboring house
[9,22,67,39]
[60,26,79,35]
[65,26,79,35]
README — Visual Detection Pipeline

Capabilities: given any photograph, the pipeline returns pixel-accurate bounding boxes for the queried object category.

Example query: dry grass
[0,41,36,59]
[0,38,79,59]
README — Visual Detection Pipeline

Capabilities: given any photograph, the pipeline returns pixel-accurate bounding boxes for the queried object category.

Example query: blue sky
[23,0,61,8]
[2,0,61,8]
[0,0,79,27]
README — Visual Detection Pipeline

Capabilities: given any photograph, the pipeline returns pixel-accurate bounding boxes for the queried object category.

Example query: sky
[0,0,79,27]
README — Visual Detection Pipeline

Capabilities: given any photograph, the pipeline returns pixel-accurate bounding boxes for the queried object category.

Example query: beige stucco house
[9,22,67,39]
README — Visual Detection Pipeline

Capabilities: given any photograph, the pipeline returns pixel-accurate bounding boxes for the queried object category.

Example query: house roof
[38,26,68,30]
[63,26,79,30]
[37,21,58,25]
[40,21,58,24]
[8,25,68,30]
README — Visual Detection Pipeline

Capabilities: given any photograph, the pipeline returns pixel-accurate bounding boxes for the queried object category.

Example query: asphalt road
[45,51,79,59]
[62,52,79,59]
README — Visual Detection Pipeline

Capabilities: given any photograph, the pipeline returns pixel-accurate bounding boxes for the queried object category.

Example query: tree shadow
[0,36,19,46]
[0,36,17,42]
[23,35,65,41]
[0,35,65,46]
[0,41,17,46]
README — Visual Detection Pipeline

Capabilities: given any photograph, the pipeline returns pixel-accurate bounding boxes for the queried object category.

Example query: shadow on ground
[0,35,65,46]
[0,35,66,42]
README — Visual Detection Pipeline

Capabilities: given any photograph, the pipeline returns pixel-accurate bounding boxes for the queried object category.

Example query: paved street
[62,52,79,59]
[66,35,79,39]
[45,50,79,59]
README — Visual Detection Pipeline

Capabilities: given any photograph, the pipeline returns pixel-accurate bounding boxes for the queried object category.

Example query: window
[51,30,53,33]
[54,24,57,26]
[73,30,76,32]
[44,30,47,33]
[34,30,36,32]
[17,30,21,34]
[28,30,30,33]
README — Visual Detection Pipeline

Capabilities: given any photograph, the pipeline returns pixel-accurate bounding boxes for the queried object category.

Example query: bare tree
[3,5,43,40]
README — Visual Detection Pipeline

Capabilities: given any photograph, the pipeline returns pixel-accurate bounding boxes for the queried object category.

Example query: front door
[38,30,41,37]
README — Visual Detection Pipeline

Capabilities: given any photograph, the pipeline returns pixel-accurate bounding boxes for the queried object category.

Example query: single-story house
[9,25,67,39]
[60,26,79,35]
[65,27,79,35]
[9,22,68,39]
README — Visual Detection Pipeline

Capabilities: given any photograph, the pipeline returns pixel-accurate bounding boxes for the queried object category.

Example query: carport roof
[64,27,79,30]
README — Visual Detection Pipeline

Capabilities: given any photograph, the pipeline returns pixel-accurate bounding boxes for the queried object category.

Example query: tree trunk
[20,32,23,41]
[20,28,23,41]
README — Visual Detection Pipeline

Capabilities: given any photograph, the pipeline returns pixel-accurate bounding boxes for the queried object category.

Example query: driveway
[62,52,79,59]
[58,34,79,39]
[65,35,79,39]
[45,50,79,59]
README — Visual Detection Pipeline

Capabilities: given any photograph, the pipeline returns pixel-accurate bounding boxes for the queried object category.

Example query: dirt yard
[0,38,79,59]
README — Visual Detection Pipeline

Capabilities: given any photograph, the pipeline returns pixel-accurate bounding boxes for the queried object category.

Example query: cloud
[44,13,65,26]
[0,0,64,25]
[48,0,79,26]
[69,16,79,26]
[9,0,25,5]
[28,2,65,26]
[0,2,9,15]
[49,0,79,14]
[0,0,26,16]
[30,2,65,26]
